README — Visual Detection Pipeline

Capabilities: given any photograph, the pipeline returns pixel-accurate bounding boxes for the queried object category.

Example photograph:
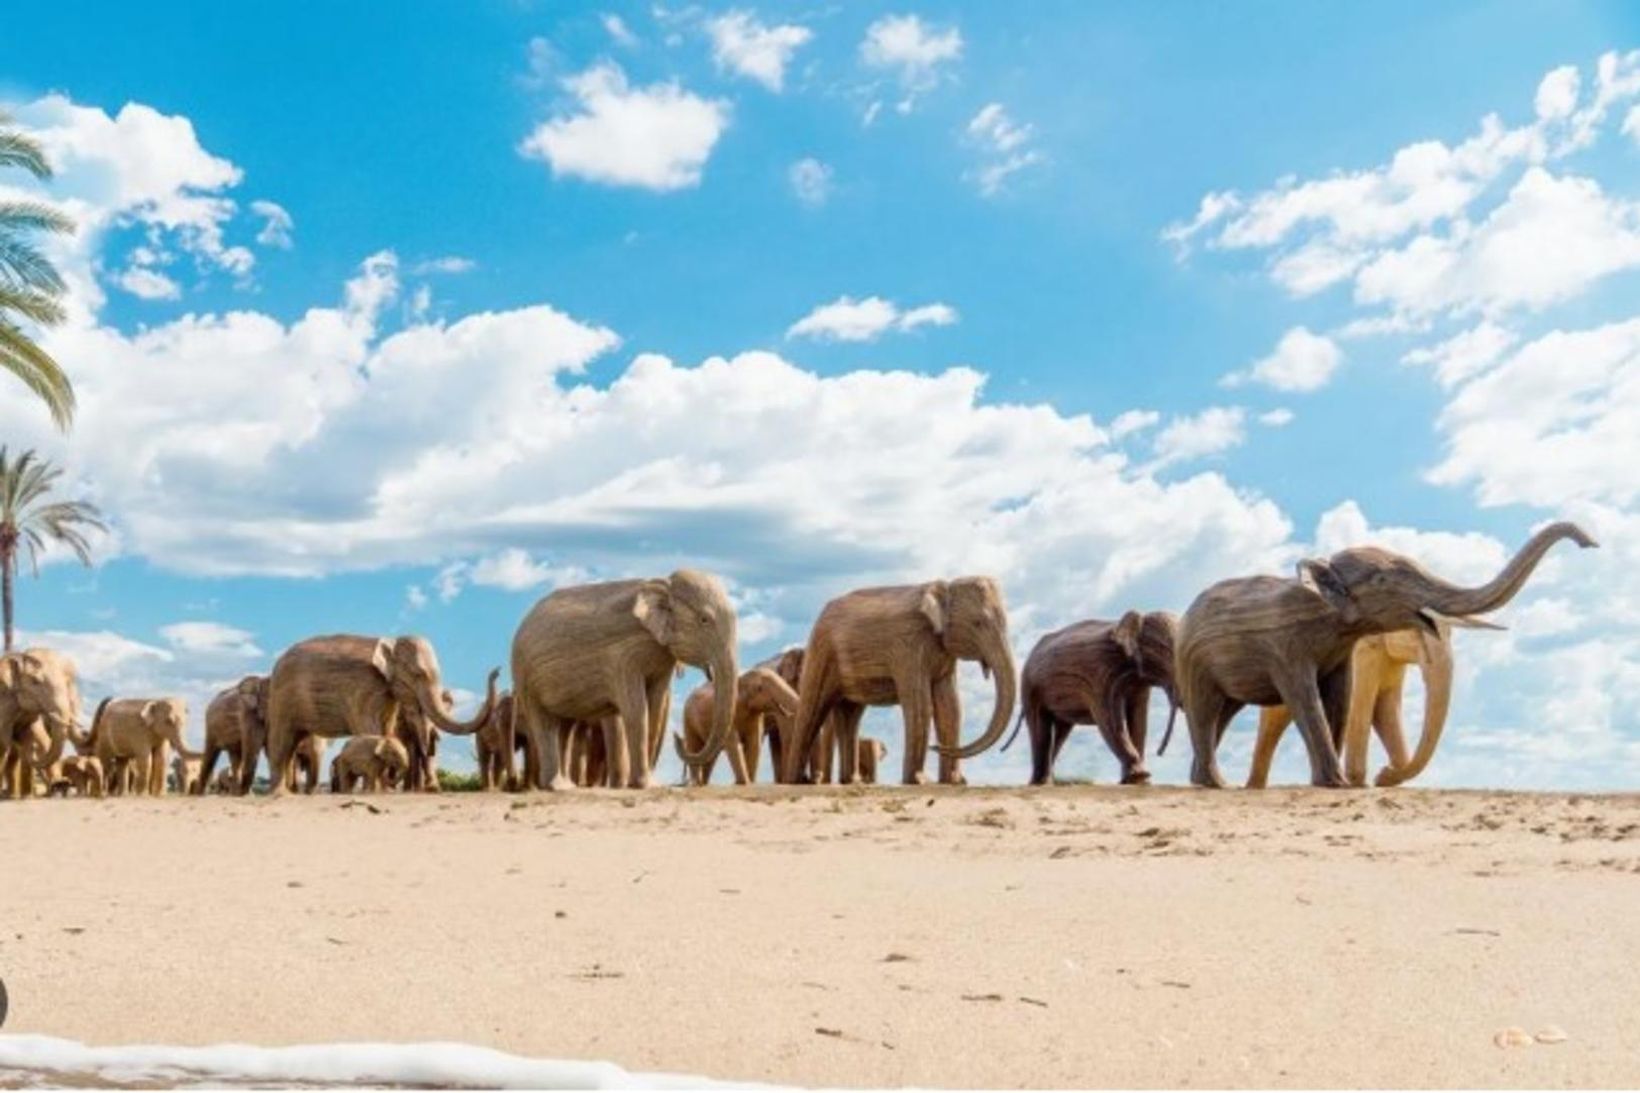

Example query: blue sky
[0,2,1636,787]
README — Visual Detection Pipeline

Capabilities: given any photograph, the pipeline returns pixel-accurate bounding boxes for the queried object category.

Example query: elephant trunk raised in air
[413,668,499,737]
[1375,626,1455,787]
[1414,521,1597,624]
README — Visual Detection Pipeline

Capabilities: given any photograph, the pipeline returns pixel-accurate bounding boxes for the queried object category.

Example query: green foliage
[0,112,76,430]
[436,769,485,792]
[0,447,106,649]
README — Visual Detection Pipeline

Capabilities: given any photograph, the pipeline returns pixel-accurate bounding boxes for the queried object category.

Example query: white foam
[0,1034,773,1089]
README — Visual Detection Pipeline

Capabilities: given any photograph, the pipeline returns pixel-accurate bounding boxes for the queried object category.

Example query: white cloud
[965,103,1042,196]
[1626,104,1640,144]
[1400,321,1518,388]
[1258,408,1294,427]
[707,11,812,92]
[1109,409,1159,439]
[1150,407,1246,468]
[518,63,729,191]
[1222,327,1342,392]
[159,621,263,658]
[786,295,957,341]
[788,157,832,207]
[411,256,476,275]
[1535,65,1580,121]
[859,14,962,109]
[115,266,180,301]
[250,199,293,248]
[602,13,638,47]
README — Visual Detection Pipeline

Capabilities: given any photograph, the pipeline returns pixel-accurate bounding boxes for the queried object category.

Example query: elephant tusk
[1439,613,1508,631]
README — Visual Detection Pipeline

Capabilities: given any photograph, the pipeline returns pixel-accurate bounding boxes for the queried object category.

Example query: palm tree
[1,110,76,429]
[0,448,104,651]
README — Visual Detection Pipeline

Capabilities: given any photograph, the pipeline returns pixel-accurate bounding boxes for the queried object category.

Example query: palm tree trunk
[2,549,13,652]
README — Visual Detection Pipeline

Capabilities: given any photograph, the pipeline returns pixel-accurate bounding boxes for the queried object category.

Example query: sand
[3,785,1639,1089]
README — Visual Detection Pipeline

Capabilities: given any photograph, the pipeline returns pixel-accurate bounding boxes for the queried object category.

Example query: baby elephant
[329,735,410,793]
[53,754,105,798]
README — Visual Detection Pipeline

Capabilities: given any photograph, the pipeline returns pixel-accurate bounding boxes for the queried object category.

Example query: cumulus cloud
[115,266,180,301]
[859,13,962,110]
[602,13,638,47]
[788,157,832,207]
[518,63,729,191]
[1149,407,1247,469]
[707,11,812,92]
[159,621,263,658]
[410,256,476,275]
[1400,321,1518,388]
[965,103,1042,196]
[1258,408,1294,427]
[1222,327,1342,392]
[786,295,956,341]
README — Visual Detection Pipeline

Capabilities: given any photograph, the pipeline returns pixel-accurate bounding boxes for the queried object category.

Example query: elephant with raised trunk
[1010,610,1180,786]
[509,570,738,791]
[0,648,84,799]
[1248,619,1489,788]
[261,634,498,796]
[1177,521,1596,788]
[783,577,1018,786]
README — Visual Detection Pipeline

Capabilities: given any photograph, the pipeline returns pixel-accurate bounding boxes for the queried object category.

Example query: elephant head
[234,675,270,792]
[740,666,799,720]
[1296,521,1596,640]
[927,576,1019,761]
[1111,610,1183,756]
[634,569,739,766]
[2,648,84,769]
[370,636,500,763]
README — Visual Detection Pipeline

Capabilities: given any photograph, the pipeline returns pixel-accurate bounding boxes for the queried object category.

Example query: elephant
[52,753,104,798]
[171,753,203,796]
[854,737,888,784]
[0,648,84,799]
[1176,521,1596,788]
[674,666,800,785]
[1008,611,1180,786]
[329,735,410,793]
[1247,619,1488,788]
[509,570,739,791]
[199,676,265,796]
[71,697,196,796]
[1,717,52,797]
[783,577,1018,786]
[208,766,238,794]
[561,720,609,787]
[261,634,498,796]
[474,692,541,791]
[283,735,327,794]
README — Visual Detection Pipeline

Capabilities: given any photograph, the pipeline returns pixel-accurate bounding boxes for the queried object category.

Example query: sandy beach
[3,785,1640,1088]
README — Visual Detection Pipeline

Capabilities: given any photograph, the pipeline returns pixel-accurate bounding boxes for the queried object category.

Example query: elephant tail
[1000,709,1026,753]
[1155,698,1180,757]
[83,697,112,751]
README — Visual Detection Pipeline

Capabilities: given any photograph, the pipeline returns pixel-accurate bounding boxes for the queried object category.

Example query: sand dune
[3,786,1639,1088]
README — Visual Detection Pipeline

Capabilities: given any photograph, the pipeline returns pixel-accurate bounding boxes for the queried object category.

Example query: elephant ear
[370,640,394,685]
[1297,558,1356,616]
[1112,610,1143,663]
[633,581,675,647]
[918,582,950,637]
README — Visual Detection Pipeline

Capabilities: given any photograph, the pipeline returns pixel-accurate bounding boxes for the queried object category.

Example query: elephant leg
[196,747,220,797]
[740,716,763,784]
[1247,706,1290,789]
[766,727,785,785]
[1184,686,1233,789]
[615,680,654,790]
[897,679,934,786]
[265,731,297,797]
[932,672,965,785]
[1094,698,1142,785]
[833,703,866,784]
[1025,702,1054,786]
[1342,661,1384,787]
[1371,688,1412,773]
[523,701,571,792]
[724,725,751,785]
[1272,667,1347,788]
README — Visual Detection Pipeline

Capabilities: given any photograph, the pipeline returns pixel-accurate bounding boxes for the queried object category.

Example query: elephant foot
[543,775,575,792]
[939,771,967,786]
[1310,770,1350,789]
[907,770,931,786]
[1190,764,1227,789]
[1375,766,1407,788]
[1120,768,1152,785]
[626,774,655,790]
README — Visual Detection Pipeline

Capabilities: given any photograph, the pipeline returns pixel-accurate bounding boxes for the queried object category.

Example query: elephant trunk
[1421,522,1597,619]
[678,651,738,766]
[937,642,1018,760]
[39,710,74,768]
[421,668,500,737]
[1376,629,1454,787]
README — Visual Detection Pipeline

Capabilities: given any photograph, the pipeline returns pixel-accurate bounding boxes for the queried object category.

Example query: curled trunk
[1376,631,1454,787]
[1422,522,1596,618]
[420,668,500,736]
[937,643,1019,760]
[678,652,738,766]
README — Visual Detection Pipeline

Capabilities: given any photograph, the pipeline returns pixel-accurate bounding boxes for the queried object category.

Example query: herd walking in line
[0,521,1597,801]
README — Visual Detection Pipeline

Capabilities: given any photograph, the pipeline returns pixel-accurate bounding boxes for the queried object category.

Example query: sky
[0,1,1636,788]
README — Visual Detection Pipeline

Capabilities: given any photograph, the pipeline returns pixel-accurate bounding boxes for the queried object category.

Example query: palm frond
[0,322,75,429]
[0,125,53,180]
[0,201,74,237]
[0,449,103,583]
[0,284,67,326]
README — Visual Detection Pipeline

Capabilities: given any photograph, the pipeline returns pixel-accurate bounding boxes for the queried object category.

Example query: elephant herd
[0,521,1596,801]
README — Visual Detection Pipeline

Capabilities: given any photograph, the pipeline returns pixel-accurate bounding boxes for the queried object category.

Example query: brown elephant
[510,571,738,791]
[0,648,85,799]
[474,692,541,791]
[1177,521,1596,788]
[171,753,204,796]
[199,676,265,796]
[2,717,52,797]
[1247,618,1490,788]
[283,735,327,794]
[561,720,609,787]
[52,753,104,798]
[854,737,888,783]
[208,766,238,794]
[784,577,1018,786]
[329,734,410,793]
[71,697,196,796]
[1009,611,1180,786]
[675,666,800,785]
[261,634,498,796]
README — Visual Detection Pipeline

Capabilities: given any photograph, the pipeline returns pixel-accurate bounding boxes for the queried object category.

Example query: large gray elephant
[1177,521,1596,788]
[261,634,498,795]
[0,648,84,798]
[509,570,739,791]
[783,577,1018,786]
